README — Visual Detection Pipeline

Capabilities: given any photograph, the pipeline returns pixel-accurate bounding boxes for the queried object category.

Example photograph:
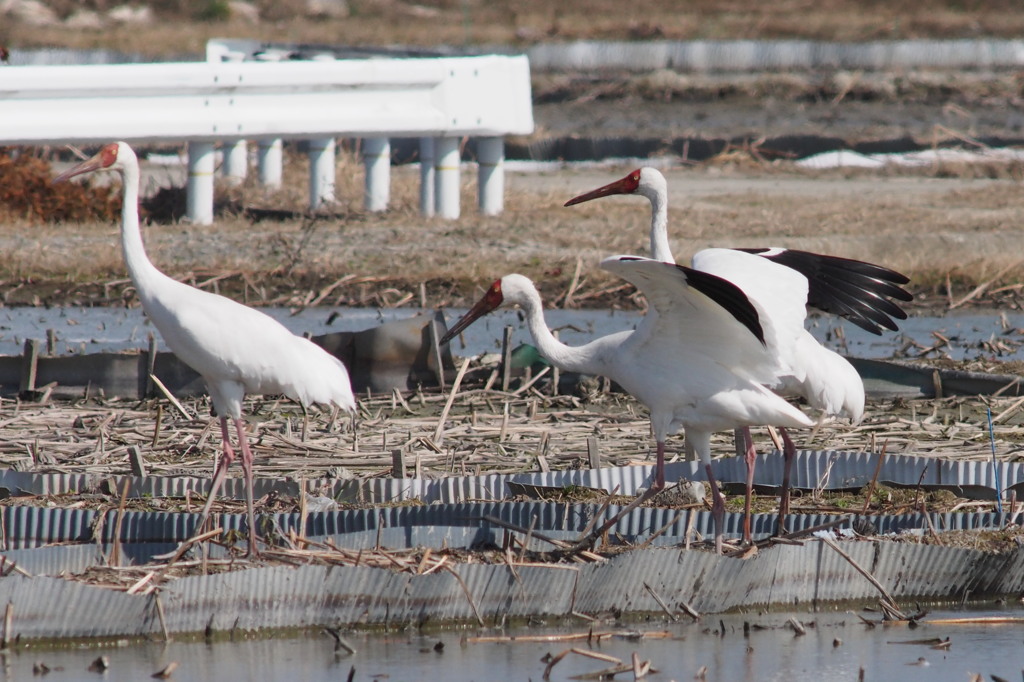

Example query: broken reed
[1,386,1024,507]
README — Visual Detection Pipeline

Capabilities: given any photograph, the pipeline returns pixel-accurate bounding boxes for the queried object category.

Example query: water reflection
[5,606,1021,682]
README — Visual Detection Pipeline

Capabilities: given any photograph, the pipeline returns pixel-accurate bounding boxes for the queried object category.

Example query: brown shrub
[0,149,120,224]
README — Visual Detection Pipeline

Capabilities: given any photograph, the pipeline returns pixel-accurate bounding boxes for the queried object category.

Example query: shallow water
[1,305,1022,364]
[8,606,1022,682]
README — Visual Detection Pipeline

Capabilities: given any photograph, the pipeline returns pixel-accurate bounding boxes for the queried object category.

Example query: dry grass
[5,2,1024,309]
[2,382,1023,518]
[2,316,1023,568]
[4,145,1024,310]
[7,1,1024,58]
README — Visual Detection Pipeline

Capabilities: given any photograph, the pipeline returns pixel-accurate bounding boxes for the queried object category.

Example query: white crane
[440,257,815,553]
[55,142,356,556]
[565,166,912,538]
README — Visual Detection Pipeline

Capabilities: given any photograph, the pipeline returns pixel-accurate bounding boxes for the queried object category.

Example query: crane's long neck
[518,288,604,376]
[118,160,167,301]
[646,187,673,263]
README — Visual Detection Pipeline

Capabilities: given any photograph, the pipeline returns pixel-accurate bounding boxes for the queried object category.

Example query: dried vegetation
[9,1,1024,56]
[6,1,1024,307]
[2,1,1024,590]
[0,148,120,223]
[3,145,1024,311]
[1,375,1023,587]
[3,378,1023,511]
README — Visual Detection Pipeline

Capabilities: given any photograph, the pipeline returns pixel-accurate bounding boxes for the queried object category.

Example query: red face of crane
[53,143,120,183]
[563,169,642,206]
[439,279,505,345]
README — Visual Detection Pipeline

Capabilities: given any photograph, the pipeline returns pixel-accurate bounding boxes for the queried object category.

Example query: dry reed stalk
[433,357,471,444]
[819,535,905,619]
[108,478,131,566]
[570,662,645,680]
[642,582,678,621]
[542,648,572,679]
[506,562,582,571]
[926,616,1024,625]
[149,374,191,420]
[442,565,484,626]
[949,260,1024,309]
[861,440,888,514]
[151,528,224,581]
[0,389,1021,523]
[126,571,156,595]
[2,603,12,649]
[469,631,615,644]
[571,648,622,664]
[560,256,584,309]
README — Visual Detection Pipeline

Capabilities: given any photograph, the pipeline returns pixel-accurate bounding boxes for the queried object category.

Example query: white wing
[692,247,809,379]
[600,255,777,385]
[142,280,355,411]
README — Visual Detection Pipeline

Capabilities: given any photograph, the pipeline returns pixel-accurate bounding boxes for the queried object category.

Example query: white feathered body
[138,275,356,417]
[99,141,355,420]
[612,167,866,424]
[502,263,814,452]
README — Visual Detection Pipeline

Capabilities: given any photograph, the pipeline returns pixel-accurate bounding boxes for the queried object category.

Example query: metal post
[419,137,435,217]
[361,137,390,212]
[434,136,460,220]
[222,139,248,186]
[257,138,283,189]
[308,137,336,211]
[476,136,504,215]
[186,141,215,225]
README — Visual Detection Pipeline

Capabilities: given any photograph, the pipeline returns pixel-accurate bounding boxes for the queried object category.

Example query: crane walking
[441,257,815,553]
[565,166,912,539]
[55,142,356,556]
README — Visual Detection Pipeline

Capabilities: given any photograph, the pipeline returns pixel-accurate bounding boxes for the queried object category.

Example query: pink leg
[652,440,666,490]
[234,417,260,557]
[705,463,725,555]
[777,427,797,536]
[741,427,756,544]
[197,416,236,531]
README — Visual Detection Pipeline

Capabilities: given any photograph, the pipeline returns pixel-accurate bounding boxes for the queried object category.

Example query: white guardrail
[0,44,534,223]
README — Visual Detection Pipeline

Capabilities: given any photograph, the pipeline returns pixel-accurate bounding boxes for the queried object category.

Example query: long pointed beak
[53,153,105,183]
[564,176,633,207]
[439,296,501,345]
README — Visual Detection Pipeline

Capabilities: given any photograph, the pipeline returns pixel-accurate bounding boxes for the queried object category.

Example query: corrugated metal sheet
[0,445,1014,631]
[3,505,96,547]
[0,575,150,639]
[318,565,410,626]
[0,469,300,500]
[0,545,104,576]
[572,542,1024,615]
[2,502,1012,553]
[327,447,1024,502]
[3,450,1017,504]
[1,541,1022,641]
[163,565,332,634]
[982,549,1024,595]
